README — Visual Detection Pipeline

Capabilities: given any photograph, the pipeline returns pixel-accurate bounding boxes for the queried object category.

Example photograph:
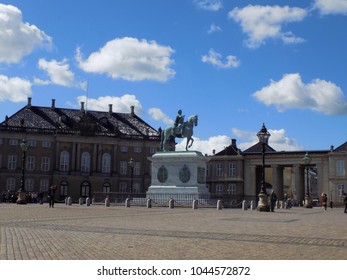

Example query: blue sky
[0,0,347,155]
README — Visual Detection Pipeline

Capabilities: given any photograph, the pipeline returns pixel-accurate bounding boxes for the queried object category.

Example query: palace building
[0,98,160,201]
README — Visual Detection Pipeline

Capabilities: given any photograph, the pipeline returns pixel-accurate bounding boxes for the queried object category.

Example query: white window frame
[216,184,223,195]
[134,161,141,176]
[119,182,127,192]
[26,156,35,171]
[7,155,17,170]
[227,184,237,195]
[102,153,111,174]
[40,179,49,192]
[41,157,50,172]
[6,177,16,191]
[336,160,345,176]
[228,162,236,177]
[216,162,223,177]
[337,184,345,196]
[120,161,127,175]
[81,152,91,173]
[60,151,70,172]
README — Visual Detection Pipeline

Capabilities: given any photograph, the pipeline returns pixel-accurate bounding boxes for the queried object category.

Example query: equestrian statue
[160,109,198,151]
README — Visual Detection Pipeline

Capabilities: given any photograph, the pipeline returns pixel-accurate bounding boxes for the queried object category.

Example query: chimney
[212,149,216,155]
[108,104,113,114]
[80,101,85,113]
[231,138,237,147]
[130,105,135,116]
[51,99,56,110]
[27,97,32,108]
[330,145,334,152]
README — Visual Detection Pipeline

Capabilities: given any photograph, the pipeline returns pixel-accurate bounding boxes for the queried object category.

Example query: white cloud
[0,75,32,102]
[253,73,347,115]
[75,37,175,82]
[202,49,240,69]
[176,135,231,155]
[228,5,307,48]
[74,94,143,115]
[194,0,223,11]
[314,0,347,15]
[0,4,52,63]
[36,58,75,87]
[148,108,173,125]
[232,127,303,151]
[207,23,222,34]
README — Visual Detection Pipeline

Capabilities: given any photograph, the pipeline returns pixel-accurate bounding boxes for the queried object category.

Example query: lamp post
[302,152,312,208]
[257,123,271,212]
[128,157,134,195]
[17,138,30,204]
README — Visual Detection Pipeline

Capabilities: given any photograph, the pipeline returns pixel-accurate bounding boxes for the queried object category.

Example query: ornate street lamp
[17,138,30,204]
[128,157,135,195]
[303,152,312,208]
[257,123,271,212]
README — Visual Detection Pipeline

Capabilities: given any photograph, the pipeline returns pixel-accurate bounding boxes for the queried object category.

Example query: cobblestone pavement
[0,203,346,260]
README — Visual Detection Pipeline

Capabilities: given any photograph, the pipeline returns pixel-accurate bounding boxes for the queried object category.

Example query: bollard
[67,196,72,206]
[169,198,174,209]
[192,199,198,210]
[65,197,68,205]
[217,199,222,210]
[125,198,131,207]
[86,197,91,206]
[242,200,248,210]
[147,198,152,208]
[79,197,83,205]
[92,198,95,204]
[105,197,110,207]
[250,200,255,210]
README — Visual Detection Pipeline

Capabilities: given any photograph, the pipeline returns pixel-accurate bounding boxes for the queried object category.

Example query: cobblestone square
[0,203,346,260]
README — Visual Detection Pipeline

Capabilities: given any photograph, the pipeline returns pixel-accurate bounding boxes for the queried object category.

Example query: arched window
[103,182,111,193]
[60,180,68,198]
[102,153,111,174]
[81,152,90,174]
[60,151,69,172]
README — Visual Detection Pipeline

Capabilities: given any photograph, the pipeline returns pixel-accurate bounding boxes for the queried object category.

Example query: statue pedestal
[146,151,210,204]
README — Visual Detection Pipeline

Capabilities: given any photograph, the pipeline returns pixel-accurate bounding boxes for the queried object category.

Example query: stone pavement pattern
[0,203,346,260]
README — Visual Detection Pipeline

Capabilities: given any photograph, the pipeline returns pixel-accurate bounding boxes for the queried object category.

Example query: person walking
[344,194,347,214]
[47,185,57,208]
[270,190,277,212]
[321,192,328,212]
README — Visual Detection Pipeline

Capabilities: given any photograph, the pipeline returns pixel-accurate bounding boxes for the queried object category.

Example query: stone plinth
[146,151,210,203]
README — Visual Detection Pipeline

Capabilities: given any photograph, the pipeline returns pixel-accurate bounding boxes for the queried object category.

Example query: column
[272,165,284,200]
[293,164,305,205]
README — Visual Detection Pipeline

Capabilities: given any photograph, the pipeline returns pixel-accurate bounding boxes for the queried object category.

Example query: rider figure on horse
[174,109,185,137]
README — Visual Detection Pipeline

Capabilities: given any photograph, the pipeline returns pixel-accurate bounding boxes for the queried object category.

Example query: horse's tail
[160,129,164,151]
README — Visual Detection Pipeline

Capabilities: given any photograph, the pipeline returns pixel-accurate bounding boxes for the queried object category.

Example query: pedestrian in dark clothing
[48,185,57,208]
[321,192,328,212]
[344,194,347,214]
[270,190,277,212]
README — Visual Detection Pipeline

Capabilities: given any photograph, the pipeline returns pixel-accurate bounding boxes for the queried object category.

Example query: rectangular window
[227,184,237,195]
[6,177,16,191]
[134,146,142,153]
[120,161,127,175]
[216,184,223,195]
[9,139,18,146]
[216,162,223,177]
[41,157,50,172]
[7,155,17,170]
[119,182,127,192]
[337,184,345,196]
[134,161,141,176]
[40,179,49,192]
[25,178,34,192]
[27,140,36,147]
[228,162,236,177]
[120,146,128,153]
[336,160,345,176]
[26,156,35,171]
[42,141,51,148]
[149,147,157,154]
